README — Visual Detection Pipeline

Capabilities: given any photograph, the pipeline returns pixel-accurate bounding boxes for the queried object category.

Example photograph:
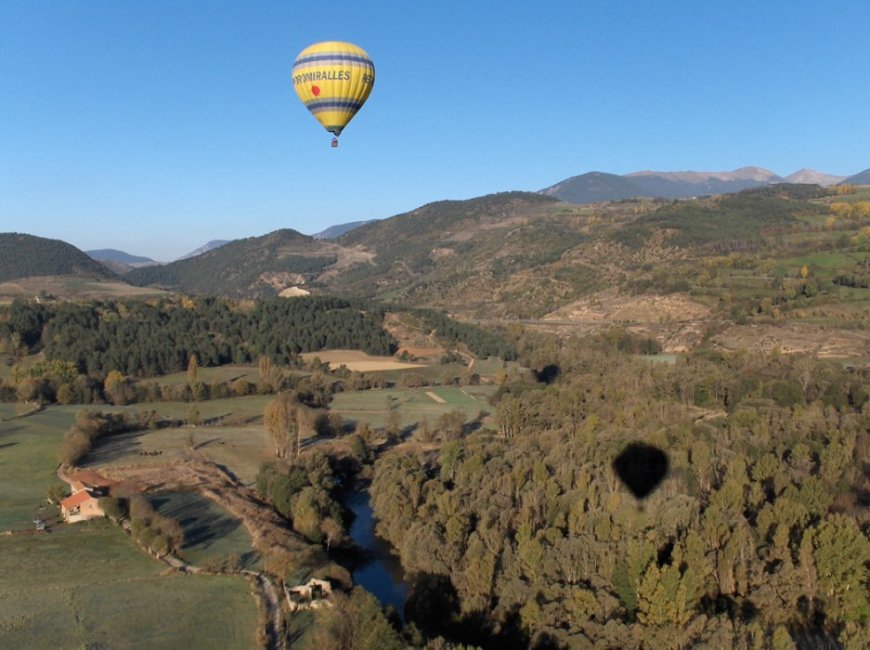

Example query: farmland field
[0,406,78,532]
[144,364,265,388]
[0,405,260,650]
[0,524,256,650]
[302,349,426,371]
[0,275,170,302]
[329,385,496,430]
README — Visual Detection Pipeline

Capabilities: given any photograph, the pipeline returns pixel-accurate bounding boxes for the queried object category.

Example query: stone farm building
[60,470,114,523]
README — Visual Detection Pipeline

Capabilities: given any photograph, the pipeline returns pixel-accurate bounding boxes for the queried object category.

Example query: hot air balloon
[291,41,375,147]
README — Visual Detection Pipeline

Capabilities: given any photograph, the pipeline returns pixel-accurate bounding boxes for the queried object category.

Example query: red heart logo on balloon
[311,85,321,96]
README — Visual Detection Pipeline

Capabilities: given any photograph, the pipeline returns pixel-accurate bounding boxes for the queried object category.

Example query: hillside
[323,184,869,361]
[0,233,118,282]
[125,229,344,298]
[15,183,868,361]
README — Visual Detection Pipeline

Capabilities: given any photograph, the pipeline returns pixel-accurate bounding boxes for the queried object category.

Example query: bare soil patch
[713,322,870,358]
[538,290,713,352]
[545,289,711,323]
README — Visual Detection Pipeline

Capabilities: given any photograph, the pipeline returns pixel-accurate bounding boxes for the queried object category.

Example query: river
[344,489,408,618]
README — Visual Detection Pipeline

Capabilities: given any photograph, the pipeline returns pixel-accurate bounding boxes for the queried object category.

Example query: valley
[1,182,868,649]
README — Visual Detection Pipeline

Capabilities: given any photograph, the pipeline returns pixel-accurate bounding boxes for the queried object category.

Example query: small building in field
[60,490,104,523]
[286,578,333,611]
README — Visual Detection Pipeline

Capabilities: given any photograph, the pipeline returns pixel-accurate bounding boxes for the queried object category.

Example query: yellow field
[301,349,426,372]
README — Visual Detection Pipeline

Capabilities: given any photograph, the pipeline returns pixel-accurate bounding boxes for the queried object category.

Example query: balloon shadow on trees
[534,364,561,385]
[612,443,669,499]
[404,572,545,649]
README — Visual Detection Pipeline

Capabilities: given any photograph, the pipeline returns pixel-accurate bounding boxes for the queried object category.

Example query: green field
[330,385,496,430]
[0,406,260,649]
[0,523,256,650]
[0,406,78,531]
[780,250,869,274]
[149,492,260,569]
[78,397,279,488]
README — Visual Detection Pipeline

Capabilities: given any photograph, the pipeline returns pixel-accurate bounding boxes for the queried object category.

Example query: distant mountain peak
[178,240,230,260]
[784,169,846,186]
[313,220,379,240]
[542,166,792,204]
[86,249,158,267]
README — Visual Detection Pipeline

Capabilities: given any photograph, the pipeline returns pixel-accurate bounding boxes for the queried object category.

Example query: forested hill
[125,228,338,297]
[338,192,559,251]
[324,191,567,304]
[0,233,117,282]
[0,295,515,378]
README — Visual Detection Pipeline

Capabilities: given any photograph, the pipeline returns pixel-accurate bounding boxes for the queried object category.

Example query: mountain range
[0,181,850,324]
[539,166,861,204]
[72,166,869,263]
[2,165,867,309]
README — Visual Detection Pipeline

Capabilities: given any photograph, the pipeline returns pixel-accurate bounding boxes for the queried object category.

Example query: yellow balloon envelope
[292,41,375,140]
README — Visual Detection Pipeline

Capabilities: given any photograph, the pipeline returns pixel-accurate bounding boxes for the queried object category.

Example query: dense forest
[366,334,869,649]
[0,296,395,376]
[0,296,516,406]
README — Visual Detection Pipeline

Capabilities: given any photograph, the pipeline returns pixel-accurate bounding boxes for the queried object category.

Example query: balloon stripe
[294,54,373,66]
[303,100,365,111]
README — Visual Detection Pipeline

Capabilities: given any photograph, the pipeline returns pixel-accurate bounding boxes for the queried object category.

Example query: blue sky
[2,1,869,260]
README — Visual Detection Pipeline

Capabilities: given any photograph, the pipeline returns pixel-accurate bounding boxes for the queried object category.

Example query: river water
[344,489,408,618]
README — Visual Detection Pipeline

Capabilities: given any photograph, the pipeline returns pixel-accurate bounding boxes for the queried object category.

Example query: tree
[264,392,298,459]
[104,369,130,405]
[802,514,870,622]
[186,354,198,386]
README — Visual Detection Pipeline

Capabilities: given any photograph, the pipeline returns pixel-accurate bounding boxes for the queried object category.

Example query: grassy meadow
[0,523,256,650]
[330,384,496,430]
[0,405,260,649]
[0,406,78,532]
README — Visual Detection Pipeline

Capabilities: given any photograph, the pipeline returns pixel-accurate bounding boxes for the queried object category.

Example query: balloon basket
[331,138,339,148]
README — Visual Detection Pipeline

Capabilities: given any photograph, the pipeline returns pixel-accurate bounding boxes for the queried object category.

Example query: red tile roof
[67,470,114,488]
[61,490,97,510]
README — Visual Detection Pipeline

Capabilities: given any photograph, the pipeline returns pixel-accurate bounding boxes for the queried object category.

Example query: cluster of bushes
[127,495,185,558]
[256,452,348,546]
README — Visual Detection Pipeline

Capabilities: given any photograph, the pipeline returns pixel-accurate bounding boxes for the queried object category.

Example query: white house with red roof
[60,470,114,523]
